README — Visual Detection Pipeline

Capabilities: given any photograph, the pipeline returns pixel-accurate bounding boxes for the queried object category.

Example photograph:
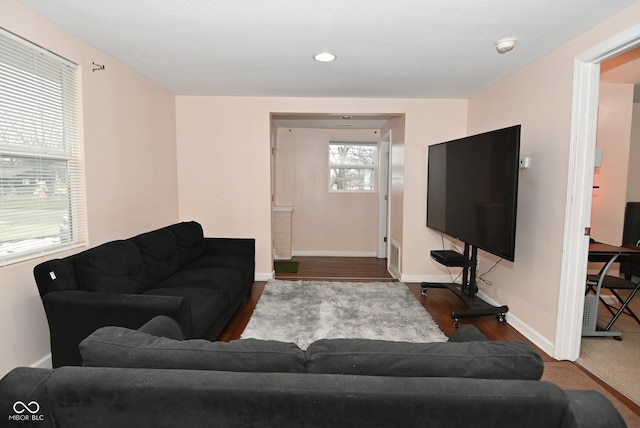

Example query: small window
[0,29,86,266]
[329,142,377,191]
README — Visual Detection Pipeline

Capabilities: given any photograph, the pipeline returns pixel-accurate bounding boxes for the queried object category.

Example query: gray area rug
[241,280,447,349]
[578,290,640,406]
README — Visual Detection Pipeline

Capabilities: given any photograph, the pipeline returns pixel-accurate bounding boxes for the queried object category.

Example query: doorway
[556,24,640,360]
[269,114,395,265]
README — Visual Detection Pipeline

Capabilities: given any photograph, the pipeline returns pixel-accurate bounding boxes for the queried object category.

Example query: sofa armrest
[447,325,489,342]
[203,237,255,259]
[562,390,626,428]
[43,290,192,367]
[137,315,186,340]
[0,368,53,422]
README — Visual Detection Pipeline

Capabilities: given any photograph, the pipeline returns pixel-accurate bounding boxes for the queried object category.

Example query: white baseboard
[397,275,554,357]
[400,274,453,283]
[292,251,378,257]
[31,354,52,369]
[475,290,554,357]
[255,272,274,281]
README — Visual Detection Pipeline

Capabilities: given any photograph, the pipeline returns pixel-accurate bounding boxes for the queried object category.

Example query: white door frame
[377,131,391,258]
[555,24,640,360]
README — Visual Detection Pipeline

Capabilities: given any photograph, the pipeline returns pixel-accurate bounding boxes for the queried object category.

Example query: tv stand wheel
[453,319,460,328]
[613,336,622,341]
[497,313,507,323]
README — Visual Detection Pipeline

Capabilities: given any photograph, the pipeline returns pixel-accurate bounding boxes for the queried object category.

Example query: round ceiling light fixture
[495,37,517,54]
[314,52,336,62]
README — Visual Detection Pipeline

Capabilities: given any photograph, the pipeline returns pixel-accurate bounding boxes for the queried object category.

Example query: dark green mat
[274,260,299,273]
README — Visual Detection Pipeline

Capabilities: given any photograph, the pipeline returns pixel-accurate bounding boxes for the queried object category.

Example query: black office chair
[586,267,640,331]
[585,204,640,331]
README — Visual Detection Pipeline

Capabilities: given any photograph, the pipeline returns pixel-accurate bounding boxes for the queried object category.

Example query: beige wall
[274,128,380,256]
[592,83,634,245]
[398,102,469,279]
[175,97,467,279]
[467,3,640,349]
[174,96,273,276]
[0,1,179,375]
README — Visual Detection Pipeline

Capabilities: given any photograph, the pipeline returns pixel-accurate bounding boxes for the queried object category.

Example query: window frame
[328,141,378,193]
[0,29,87,267]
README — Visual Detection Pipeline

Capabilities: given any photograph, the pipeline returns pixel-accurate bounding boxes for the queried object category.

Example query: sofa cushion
[79,326,306,373]
[168,222,206,268]
[186,255,254,284]
[74,240,147,294]
[34,368,597,428]
[131,229,180,285]
[155,267,245,303]
[143,286,227,338]
[305,338,544,380]
[186,253,254,271]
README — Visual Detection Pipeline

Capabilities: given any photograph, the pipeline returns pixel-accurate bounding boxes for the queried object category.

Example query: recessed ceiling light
[314,52,336,62]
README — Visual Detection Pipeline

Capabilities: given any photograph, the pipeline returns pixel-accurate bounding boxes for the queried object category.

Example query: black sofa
[0,317,625,427]
[33,221,255,368]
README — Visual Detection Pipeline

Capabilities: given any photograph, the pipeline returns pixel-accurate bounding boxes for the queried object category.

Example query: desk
[582,243,639,338]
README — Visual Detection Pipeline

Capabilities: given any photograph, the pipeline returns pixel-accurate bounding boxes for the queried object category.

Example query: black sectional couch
[0,317,626,427]
[33,221,255,367]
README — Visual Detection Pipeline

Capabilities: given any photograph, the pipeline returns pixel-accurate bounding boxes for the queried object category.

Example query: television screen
[426,125,521,261]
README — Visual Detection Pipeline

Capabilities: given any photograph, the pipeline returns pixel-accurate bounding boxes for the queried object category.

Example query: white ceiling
[16,0,640,100]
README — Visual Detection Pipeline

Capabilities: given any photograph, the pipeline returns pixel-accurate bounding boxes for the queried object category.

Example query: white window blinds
[0,29,86,266]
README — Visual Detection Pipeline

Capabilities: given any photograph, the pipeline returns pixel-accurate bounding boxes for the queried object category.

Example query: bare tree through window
[329,142,377,191]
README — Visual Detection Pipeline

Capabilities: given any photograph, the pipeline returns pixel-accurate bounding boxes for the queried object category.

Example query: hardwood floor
[274,256,395,281]
[219,256,640,418]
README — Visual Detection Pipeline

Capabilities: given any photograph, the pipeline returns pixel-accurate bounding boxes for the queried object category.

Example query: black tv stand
[421,244,508,328]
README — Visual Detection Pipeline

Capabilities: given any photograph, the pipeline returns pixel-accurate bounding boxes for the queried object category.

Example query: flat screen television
[426,125,521,262]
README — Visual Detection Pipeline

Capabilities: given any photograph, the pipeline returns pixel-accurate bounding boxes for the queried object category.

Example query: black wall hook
[92,62,105,72]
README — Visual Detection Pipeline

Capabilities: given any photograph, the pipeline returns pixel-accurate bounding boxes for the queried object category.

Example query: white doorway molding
[555,24,640,360]
[378,131,391,259]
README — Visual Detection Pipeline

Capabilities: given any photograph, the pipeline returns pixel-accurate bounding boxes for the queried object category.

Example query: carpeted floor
[578,289,640,406]
[241,280,447,349]
[542,361,640,426]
